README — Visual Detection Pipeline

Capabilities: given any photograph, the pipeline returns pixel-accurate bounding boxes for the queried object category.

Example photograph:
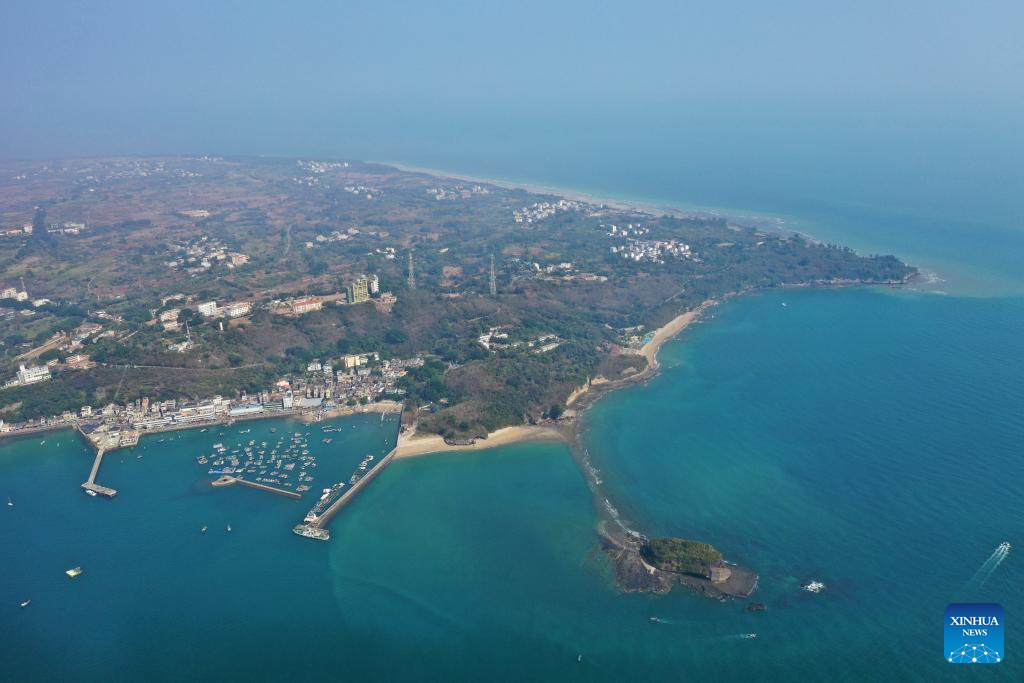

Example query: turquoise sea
[3,148,1024,679]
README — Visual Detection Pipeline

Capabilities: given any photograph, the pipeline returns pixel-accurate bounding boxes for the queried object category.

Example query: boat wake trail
[967,542,1011,590]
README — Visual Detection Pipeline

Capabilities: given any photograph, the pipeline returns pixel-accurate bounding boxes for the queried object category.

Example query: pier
[81,448,117,498]
[309,449,395,529]
[294,413,402,541]
[211,475,302,500]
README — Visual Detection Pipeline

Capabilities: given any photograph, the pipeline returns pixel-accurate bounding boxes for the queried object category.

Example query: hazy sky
[1,0,1020,158]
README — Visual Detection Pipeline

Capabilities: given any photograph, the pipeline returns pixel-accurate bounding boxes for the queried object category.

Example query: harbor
[293,413,402,540]
[51,408,404,545]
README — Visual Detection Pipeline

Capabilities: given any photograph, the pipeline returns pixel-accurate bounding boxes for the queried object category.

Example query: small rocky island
[605,534,758,600]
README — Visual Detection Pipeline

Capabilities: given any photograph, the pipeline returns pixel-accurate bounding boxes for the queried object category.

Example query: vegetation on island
[0,156,916,432]
[640,538,723,578]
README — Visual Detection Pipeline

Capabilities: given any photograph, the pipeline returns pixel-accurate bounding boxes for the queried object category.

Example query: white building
[16,363,51,385]
[1,287,28,301]
[224,301,252,318]
[197,301,219,317]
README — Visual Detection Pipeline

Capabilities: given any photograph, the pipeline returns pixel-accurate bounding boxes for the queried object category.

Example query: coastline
[381,160,937,284]
[393,300,717,459]
[393,424,567,459]
[639,302,715,368]
[381,161,783,230]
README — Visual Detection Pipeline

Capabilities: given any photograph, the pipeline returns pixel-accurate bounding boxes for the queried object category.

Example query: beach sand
[640,301,715,367]
[393,425,566,459]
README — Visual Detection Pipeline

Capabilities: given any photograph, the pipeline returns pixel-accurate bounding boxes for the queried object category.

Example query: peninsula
[0,155,914,443]
[0,155,915,596]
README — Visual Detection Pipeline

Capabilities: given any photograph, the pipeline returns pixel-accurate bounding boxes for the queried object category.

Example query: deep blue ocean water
[2,136,1023,680]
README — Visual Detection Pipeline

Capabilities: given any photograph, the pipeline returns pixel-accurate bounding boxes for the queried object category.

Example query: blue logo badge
[945,603,1003,663]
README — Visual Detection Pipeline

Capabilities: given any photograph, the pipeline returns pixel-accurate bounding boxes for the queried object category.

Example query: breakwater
[211,475,302,499]
[293,412,402,541]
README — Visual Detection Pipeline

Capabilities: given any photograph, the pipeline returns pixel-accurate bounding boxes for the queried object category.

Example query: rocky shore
[600,526,758,599]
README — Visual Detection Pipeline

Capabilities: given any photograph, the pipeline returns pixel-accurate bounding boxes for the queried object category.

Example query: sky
[0,1,1021,230]
[2,0,1021,156]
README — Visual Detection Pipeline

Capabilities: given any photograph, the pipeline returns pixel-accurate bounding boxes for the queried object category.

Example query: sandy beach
[639,300,717,367]
[393,424,567,459]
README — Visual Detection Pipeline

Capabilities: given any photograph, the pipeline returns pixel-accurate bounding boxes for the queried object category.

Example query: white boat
[65,566,83,578]
[999,541,1011,552]
[20,599,31,608]
[226,524,232,532]
[201,526,208,533]
[742,633,757,639]
[802,580,826,593]
[6,496,12,507]
[86,489,97,497]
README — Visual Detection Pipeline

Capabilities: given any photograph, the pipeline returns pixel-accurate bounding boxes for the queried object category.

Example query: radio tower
[489,253,497,296]
[407,250,416,291]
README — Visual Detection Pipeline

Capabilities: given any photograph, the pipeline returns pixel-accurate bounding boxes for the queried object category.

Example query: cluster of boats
[350,454,375,484]
[196,430,320,493]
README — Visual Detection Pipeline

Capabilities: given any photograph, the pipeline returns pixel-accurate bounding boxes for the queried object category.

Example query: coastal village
[0,350,422,444]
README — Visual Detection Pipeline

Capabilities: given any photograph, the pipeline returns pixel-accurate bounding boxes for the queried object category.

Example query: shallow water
[4,289,1021,681]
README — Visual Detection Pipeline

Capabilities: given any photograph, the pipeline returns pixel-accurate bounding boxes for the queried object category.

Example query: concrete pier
[294,412,403,541]
[81,448,117,497]
[211,475,302,499]
[309,450,394,529]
